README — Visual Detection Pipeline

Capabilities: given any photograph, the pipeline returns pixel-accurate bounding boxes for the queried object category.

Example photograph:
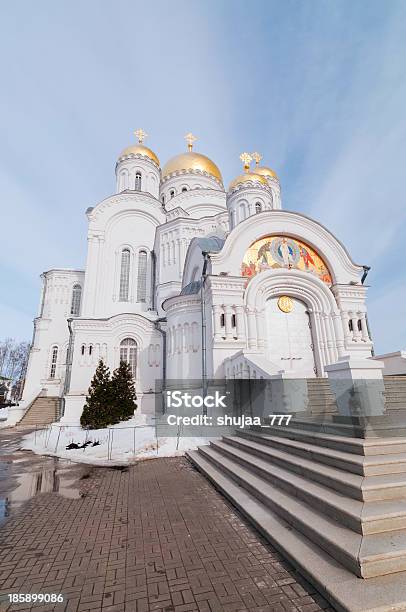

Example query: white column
[224,305,234,341]
[341,310,352,343]
[359,312,370,342]
[332,312,346,357]
[255,309,266,350]
[246,307,257,349]
[212,305,222,342]
[235,305,246,341]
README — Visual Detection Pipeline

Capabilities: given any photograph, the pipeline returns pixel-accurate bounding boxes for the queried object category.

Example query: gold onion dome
[254,166,278,180]
[118,129,160,165]
[162,133,222,182]
[228,172,267,190]
[162,152,222,181]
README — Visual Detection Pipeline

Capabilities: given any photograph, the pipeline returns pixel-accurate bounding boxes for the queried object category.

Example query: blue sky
[0,0,405,354]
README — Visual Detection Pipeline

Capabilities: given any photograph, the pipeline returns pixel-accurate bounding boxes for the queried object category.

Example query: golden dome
[162,151,222,182]
[228,172,268,190]
[254,166,278,180]
[118,144,160,166]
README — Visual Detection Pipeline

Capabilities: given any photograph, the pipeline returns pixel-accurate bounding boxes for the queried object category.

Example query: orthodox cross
[240,152,252,172]
[184,132,197,151]
[134,128,148,144]
[251,151,263,167]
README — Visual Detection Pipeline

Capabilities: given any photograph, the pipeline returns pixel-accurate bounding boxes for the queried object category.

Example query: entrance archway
[266,296,316,377]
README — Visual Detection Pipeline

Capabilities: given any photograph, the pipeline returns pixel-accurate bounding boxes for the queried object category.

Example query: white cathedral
[21,130,376,422]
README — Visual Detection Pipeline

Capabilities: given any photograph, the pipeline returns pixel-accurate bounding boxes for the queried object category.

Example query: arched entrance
[266,296,316,377]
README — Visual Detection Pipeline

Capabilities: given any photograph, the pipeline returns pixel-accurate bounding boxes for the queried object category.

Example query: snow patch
[21,417,214,466]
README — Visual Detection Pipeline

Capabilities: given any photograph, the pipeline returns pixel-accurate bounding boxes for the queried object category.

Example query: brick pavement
[0,454,334,612]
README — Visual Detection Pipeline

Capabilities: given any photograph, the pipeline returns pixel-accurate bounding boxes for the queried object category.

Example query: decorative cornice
[227,181,273,197]
[88,192,165,223]
[161,168,224,188]
[116,152,161,171]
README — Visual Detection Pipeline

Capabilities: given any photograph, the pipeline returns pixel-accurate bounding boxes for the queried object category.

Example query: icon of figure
[300,245,315,269]
[241,261,257,278]
[280,238,295,268]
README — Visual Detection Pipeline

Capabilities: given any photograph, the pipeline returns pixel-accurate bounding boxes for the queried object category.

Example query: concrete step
[187,449,406,612]
[236,430,406,476]
[193,445,406,579]
[214,438,406,535]
[288,417,406,438]
[19,396,59,426]
[250,425,406,455]
[218,434,406,501]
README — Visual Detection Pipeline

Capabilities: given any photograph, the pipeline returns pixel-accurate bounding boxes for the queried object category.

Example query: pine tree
[80,360,112,429]
[110,361,137,425]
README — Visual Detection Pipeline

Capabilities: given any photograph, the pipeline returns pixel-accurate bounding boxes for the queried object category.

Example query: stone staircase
[384,376,406,411]
[187,426,406,611]
[18,395,59,427]
[307,378,338,415]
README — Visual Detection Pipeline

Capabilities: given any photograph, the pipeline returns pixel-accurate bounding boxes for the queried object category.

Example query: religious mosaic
[241,235,332,285]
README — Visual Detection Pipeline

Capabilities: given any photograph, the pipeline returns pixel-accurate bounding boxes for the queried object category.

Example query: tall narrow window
[137,250,147,302]
[119,248,130,301]
[70,284,82,315]
[50,346,58,379]
[255,202,262,214]
[120,338,137,379]
[134,172,142,191]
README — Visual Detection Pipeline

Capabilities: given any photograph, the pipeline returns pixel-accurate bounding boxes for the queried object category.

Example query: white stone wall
[22,269,85,400]
[115,155,160,198]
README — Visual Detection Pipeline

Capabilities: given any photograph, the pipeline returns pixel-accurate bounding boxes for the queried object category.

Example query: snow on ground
[0,407,8,421]
[22,415,214,466]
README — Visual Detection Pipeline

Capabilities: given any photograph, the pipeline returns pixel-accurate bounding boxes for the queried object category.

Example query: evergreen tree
[110,361,137,425]
[80,360,112,429]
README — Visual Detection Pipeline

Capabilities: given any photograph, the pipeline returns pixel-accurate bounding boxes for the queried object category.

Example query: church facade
[21,131,374,421]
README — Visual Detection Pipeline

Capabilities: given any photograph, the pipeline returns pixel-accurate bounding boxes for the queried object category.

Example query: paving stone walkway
[0,441,333,612]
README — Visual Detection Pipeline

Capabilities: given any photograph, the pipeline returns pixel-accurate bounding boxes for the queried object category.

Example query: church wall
[115,156,160,198]
[164,296,202,380]
[160,173,224,207]
[62,314,163,422]
[82,197,165,319]
[22,269,85,402]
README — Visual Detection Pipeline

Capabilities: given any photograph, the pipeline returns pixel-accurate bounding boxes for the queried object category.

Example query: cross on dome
[184,132,197,151]
[251,152,263,166]
[239,152,252,172]
[134,128,148,144]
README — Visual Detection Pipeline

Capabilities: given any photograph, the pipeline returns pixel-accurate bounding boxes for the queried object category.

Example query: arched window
[120,338,137,378]
[182,187,188,192]
[220,313,225,327]
[119,248,131,301]
[137,250,148,302]
[81,345,85,356]
[231,314,236,328]
[357,319,362,331]
[134,172,142,191]
[348,320,353,332]
[70,284,82,316]
[161,195,165,204]
[50,346,58,379]
[170,190,175,198]
[89,345,93,356]
[255,202,262,214]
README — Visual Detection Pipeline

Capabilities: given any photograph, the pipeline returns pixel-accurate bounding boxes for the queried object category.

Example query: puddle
[0,445,91,524]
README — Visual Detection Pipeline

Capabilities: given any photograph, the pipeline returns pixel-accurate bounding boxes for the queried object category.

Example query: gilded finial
[240,152,252,173]
[251,152,262,167]
[184,132,197,152]
[134,128,148,144]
